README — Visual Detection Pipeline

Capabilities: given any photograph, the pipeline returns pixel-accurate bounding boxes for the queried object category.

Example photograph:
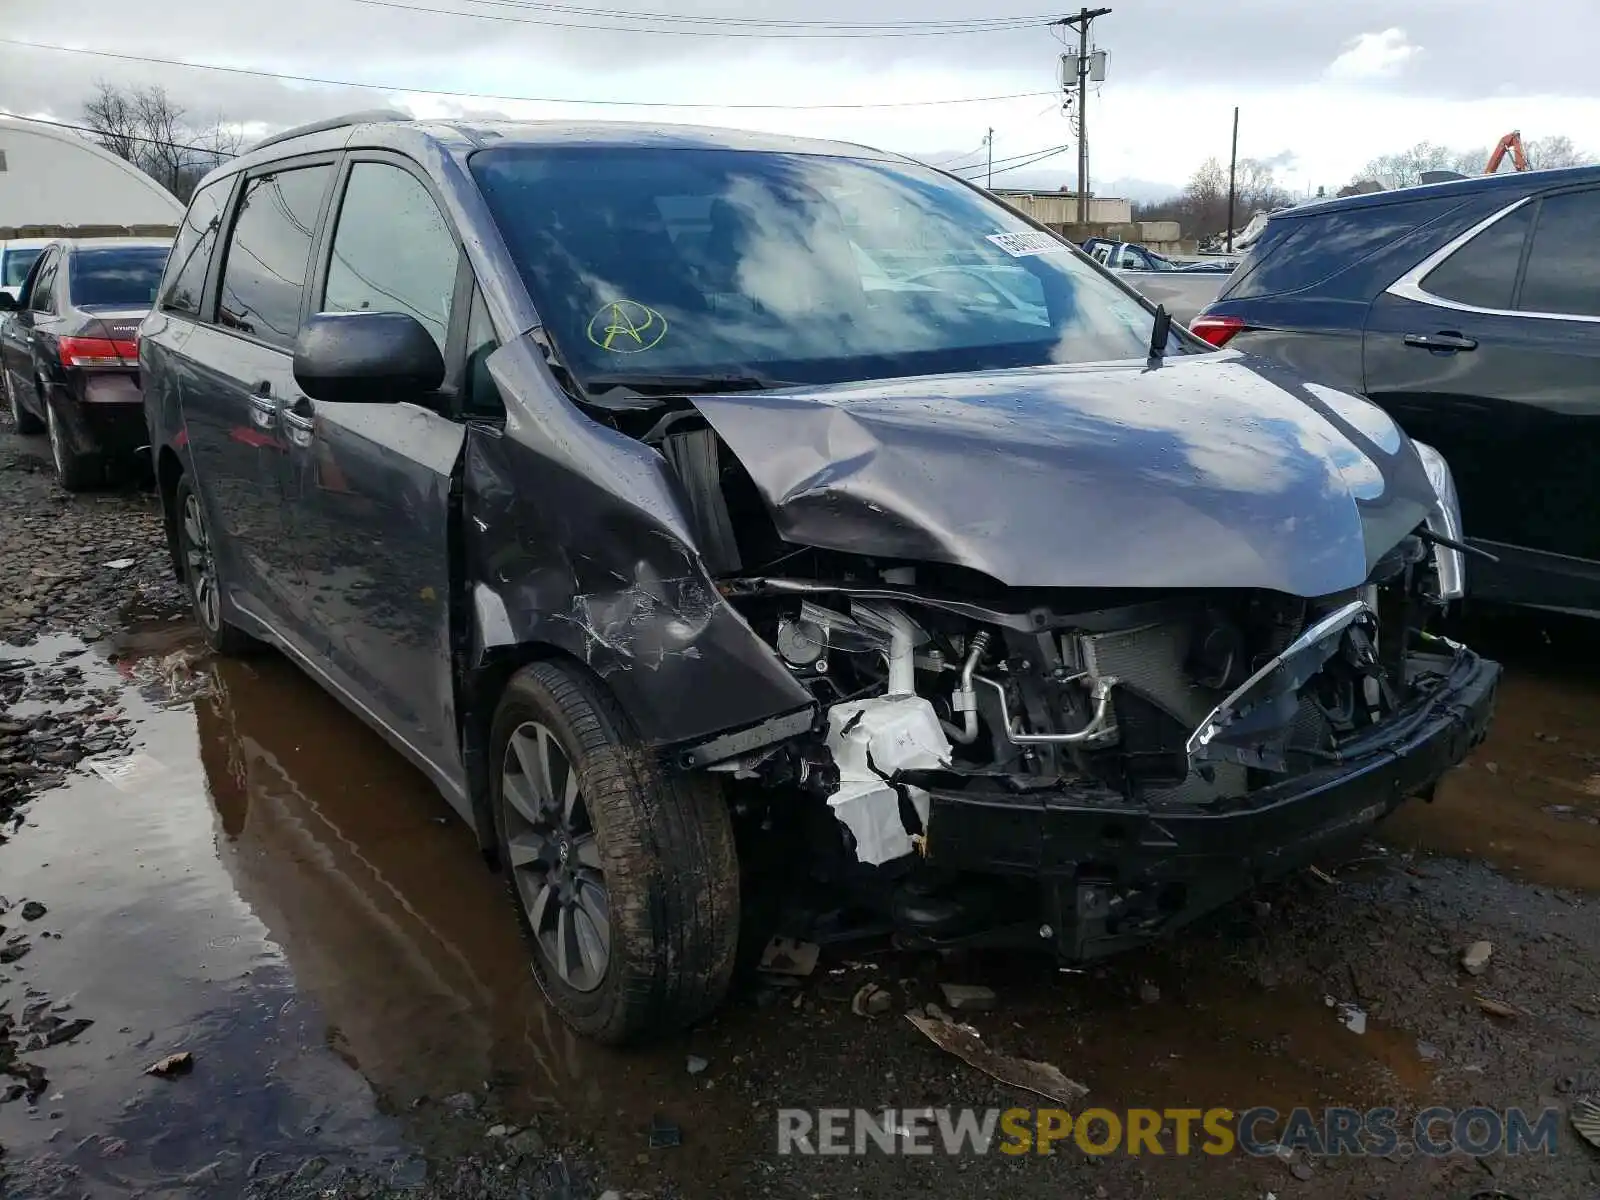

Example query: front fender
[463,339,812,753]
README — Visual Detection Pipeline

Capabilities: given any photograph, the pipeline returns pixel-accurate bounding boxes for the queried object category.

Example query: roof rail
[247,109,412,154]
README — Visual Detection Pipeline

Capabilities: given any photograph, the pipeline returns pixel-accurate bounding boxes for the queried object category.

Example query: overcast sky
[2,0,1596,198]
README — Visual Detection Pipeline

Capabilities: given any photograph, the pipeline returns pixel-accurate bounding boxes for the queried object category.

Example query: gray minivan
[141,112,1498,1044]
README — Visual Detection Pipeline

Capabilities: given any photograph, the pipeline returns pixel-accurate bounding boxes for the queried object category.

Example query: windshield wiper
[581,371,795,398]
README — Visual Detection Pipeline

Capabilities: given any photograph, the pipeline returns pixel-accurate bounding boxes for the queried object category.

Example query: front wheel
[491,660,739,1044]
[174,474,257,655]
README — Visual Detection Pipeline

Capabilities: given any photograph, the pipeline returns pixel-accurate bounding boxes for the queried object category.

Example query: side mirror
[0,292,17,313]
[293,311,444,405]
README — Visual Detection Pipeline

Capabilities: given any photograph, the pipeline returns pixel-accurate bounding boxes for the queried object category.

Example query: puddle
[0,633,411,1196]
[1382,669,1600,892]
[3,614,1595,1195]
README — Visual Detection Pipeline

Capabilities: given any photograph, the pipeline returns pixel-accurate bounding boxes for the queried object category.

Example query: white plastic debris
[824,695,950,866]
[102,559,136,570]
[85,752,168,791]
[1336,1002,1367,1035]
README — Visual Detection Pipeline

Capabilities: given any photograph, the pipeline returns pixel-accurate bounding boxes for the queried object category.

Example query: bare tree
[1358,135,1595,187]
[81,82,243,202]
[1133,156,1295,239]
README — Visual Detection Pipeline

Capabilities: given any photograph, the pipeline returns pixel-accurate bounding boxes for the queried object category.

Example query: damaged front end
[638,363,1502,961]
[715,558,1496,958]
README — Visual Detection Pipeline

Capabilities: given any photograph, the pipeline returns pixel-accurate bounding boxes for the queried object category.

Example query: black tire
[491,660,739,1044]
[4,371,43,435]
[173,473,258,656]
[43,390,99,492]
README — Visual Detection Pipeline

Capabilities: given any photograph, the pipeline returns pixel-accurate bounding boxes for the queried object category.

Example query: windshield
[2,248,43,289]
[471,146,1165,388]
[70,245,170,308]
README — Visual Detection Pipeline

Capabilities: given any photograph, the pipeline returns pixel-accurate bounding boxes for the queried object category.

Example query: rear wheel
[491,660,739,1044]
[4,371,43,435]
[43,391,98,492]
[174,474,257,655]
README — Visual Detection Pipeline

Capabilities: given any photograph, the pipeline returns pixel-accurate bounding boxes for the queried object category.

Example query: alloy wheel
[501,721,610,992]
[182,491,222,633]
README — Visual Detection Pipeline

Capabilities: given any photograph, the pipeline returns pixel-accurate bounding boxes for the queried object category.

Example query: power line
[350,0,1047,36]
[0,111,239,158]
[924,141,991,170]
[953,141,1070,175]
[452,0,1054,28]
[0,38,1055,111]
[955,142,1073,179]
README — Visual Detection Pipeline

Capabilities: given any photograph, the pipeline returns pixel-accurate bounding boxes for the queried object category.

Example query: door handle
[1404,332,1478,352]
[247,388,278,430]
[280,397,315,447]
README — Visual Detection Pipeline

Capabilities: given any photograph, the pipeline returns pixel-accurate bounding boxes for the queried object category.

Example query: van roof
[207,113,902,192]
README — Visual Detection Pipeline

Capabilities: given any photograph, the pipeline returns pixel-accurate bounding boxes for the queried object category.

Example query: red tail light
[1188,314,1245,348]
[57,336,139,368]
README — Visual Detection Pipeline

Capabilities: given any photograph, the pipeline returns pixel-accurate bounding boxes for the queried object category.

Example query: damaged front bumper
[918,643,1499,959]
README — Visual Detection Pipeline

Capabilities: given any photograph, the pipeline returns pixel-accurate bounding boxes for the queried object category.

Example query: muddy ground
[0,422,1596,1200]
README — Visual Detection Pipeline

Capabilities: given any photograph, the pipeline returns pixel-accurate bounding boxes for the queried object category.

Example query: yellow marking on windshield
[586,300,668,353]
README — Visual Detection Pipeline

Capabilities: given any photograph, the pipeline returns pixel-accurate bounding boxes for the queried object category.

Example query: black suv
[1192,167,1600,614]
[141,112,1496,1043]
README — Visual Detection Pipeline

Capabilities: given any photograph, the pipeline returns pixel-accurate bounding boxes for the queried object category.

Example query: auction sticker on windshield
[986,231,1071,258]
[587,300,668,353]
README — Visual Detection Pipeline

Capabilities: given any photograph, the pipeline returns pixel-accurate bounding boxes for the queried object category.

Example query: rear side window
[1224,201,1447,300]
[218,165,333,349]
[29,253,59,313]
[161,178,232,317]
[1518,190,1600,317]
[70,245,170,308]
[1420,203,1533,310]
[2,247,43,289]
[323,162,461,351]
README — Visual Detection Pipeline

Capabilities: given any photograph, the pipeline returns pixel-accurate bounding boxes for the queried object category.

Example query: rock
[292,1156,330,1183]
[1416,1040,1442,1061]
[443,1091,480,1115]
[144,1051,194,1078]
[1461,941,1493,976]
[1137,980,1161,1005]
[19,901,45,921]
[938,983,996,1012]
[507,1128,546,1157]
[1291,1161,1315,1181]
[686,1055,709,1076]
[1475,995,1519,1019]
[486,1124,511,1138]
[44,1018,92,1047]
[853,983,894,1017]
[758,935,820,978]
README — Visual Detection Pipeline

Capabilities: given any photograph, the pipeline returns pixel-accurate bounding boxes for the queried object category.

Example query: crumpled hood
[691,353,1436,597]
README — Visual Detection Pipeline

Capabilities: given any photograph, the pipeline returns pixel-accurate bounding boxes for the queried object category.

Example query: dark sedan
[0,238,171,489]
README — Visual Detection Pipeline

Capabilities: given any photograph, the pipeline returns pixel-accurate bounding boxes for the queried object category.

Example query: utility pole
[1226,106,1239,253]
[986,127,994,189]
[1054,7,1111,225]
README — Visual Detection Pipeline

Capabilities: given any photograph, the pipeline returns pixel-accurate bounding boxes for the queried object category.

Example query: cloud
[1327,29,1421,81]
